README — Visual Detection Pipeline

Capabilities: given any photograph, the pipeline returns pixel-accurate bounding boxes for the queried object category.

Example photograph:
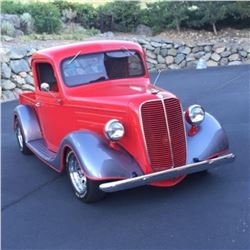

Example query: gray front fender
[61,131,144,180]
[186,112,229,163]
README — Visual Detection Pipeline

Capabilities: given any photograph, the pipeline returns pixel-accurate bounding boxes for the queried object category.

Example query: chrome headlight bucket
[185,104,205,125]
[104,119,125,141]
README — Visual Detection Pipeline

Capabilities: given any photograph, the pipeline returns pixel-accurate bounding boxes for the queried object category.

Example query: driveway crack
[1,175,62,212]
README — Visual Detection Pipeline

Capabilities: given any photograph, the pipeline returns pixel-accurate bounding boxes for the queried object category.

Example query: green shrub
[85,27,100,36]
[163,1,189,33]
[62,8,77,23]
[187,2,228,35]
[29,3,62,33]
[1,20,15,36]
[220,2,250,29]
[20,12,34,34]
[99,1,141,32]
[52,1,98,29]
[1,1,29,14]
[1,0,250,35]
[139,3,164,33]
[229,1,250,19]
[52,0,78,13]
[75,4,98,29]
[139,1,189,33]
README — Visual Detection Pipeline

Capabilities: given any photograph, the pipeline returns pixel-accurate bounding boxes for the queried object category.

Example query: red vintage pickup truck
[14,40,235,202]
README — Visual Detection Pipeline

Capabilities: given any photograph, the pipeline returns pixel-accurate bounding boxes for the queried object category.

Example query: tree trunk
[176,21,180,33]
[212,23,217,35]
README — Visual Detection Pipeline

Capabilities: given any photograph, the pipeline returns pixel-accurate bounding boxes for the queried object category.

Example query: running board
[27,139,56,162]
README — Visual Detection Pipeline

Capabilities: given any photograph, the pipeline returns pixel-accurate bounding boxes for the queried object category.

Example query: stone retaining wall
[1,38,250,101]
[137,38,250,71]
[1,46,36,101]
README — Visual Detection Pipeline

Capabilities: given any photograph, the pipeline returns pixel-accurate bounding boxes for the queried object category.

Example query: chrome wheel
[16,125,24,150]
[15,119,32,155]
[66,149,106,203]
[67,151,87,195]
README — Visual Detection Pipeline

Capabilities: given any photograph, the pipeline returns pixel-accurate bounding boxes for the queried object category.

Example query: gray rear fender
[13,105,42,143]
[186,112,229,163]
[61,131,144,180]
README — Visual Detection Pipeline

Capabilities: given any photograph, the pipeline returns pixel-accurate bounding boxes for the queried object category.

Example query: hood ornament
[156,92,164,99]
[150,88,160,94]
[148,88,163,99]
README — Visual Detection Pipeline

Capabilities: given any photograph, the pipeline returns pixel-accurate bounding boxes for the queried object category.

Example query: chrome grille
[141,98,186,172]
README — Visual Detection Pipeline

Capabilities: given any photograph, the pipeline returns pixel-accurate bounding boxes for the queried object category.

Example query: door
[34,61,65,152]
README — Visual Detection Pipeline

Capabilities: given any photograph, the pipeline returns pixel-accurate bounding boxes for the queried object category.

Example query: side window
[128,54,144,76]
[36,63,58,92]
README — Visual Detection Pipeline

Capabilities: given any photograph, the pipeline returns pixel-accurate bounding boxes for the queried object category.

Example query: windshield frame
[60,49,146,88]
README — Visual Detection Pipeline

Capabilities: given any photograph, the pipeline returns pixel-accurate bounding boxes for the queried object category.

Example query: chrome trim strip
[161,98,174,168]
[99,153,235,192]
[180,105,188,165]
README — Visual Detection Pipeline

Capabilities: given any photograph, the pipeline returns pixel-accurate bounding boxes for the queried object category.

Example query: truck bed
[19,92,36,106]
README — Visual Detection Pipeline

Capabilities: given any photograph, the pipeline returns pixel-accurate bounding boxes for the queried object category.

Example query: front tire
[66,150,106,203]
[15,119,32,155]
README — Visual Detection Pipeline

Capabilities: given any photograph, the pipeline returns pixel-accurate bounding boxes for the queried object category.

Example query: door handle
[35,102,41,107]
[56,98,63,105]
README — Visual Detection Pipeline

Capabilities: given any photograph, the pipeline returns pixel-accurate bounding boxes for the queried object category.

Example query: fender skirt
[186,112,230,163]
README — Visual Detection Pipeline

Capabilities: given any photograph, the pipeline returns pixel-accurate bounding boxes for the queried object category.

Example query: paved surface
[1,65,249,249]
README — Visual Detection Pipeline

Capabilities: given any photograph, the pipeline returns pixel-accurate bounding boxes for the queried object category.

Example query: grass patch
[20,28,100,41]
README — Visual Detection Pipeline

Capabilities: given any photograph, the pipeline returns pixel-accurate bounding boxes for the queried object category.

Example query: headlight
[185,104,205,125]
[104,119,125,141]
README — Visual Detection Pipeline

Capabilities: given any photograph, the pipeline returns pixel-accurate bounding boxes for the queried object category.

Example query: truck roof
[32,40,144,62]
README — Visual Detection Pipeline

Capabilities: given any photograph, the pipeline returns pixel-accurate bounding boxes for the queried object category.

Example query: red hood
[64,78,177,107]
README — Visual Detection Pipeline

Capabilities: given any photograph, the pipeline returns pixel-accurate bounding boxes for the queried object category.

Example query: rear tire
[66,150,106,203]
[15,119,32,155]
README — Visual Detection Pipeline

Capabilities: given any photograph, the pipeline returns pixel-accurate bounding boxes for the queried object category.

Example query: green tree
[29,3,62,33]
[161,1,189,33]
[140,2,164,33]
[1,1,29,14]
[75,4,98,29]
[230,1,250,19]
[194,1,228,35]
[52,0,77,13]
[140,1,189,33]
[100,1,141,32]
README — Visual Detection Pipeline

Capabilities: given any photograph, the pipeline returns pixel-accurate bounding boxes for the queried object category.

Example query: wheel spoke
[68,152,87,195]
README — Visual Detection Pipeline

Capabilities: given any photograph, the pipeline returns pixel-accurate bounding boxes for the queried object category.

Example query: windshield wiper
[153,69,162,86]
[121,46,136,58]
[68,50,82,65]
[88,76,106,83]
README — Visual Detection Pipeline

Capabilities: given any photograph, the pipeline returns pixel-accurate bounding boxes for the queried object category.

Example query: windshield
[61,50,145,87]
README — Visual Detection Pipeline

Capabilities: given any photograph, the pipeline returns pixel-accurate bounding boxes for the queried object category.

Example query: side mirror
[41,82,50,92]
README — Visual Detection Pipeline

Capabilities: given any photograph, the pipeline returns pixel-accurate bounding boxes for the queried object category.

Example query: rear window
[61,50,145,87]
